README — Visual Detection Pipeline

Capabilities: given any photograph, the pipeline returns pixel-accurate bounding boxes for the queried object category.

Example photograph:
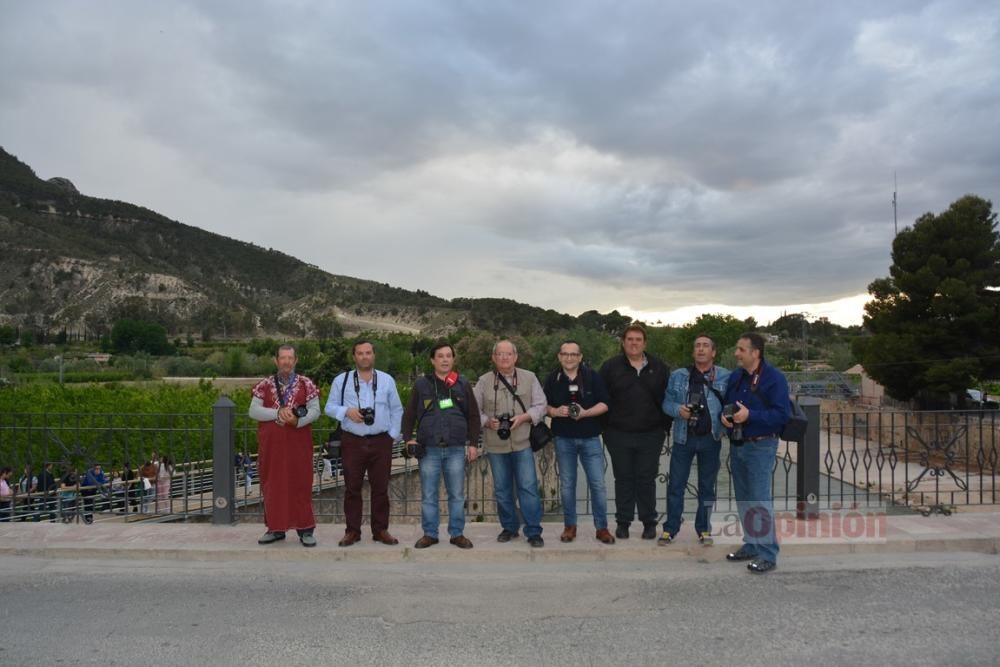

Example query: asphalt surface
[1,552,998,666]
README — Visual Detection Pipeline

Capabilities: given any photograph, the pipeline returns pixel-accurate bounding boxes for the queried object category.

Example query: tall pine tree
[854,195,1000,407]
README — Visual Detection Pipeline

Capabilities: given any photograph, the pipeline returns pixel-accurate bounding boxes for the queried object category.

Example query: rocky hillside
[0,148,625,339]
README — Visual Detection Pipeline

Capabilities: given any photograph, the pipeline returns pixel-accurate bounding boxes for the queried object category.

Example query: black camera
[723,404,743,443]
[496,413,513,440]
[292,405,308,419]
[686,391,704,429]
[568,403,582,420]
[359,407,376,426]
[405,442,425,459]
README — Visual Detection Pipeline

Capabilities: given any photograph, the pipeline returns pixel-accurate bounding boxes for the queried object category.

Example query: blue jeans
[487,448,543,539]
[730,438,780,562]
[555,436,609,530]
[418,446,467,538]
[664,433,721,536]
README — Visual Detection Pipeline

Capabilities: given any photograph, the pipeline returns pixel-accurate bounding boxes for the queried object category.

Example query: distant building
[845,364,884,407]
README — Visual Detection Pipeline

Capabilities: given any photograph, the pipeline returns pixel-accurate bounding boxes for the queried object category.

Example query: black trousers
[603,428,665,526]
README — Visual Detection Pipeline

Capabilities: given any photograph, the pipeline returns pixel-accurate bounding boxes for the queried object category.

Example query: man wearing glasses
[544,341,615,544]
[474,340,548,547]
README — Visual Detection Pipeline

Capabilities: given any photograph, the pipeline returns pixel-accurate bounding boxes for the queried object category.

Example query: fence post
[212,396,236,525]
[797,397,821,521]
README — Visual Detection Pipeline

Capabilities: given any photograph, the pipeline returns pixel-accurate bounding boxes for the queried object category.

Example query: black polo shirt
[543,365,610,439]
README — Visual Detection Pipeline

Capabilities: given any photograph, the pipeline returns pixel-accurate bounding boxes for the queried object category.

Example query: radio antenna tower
[892,172,898,236]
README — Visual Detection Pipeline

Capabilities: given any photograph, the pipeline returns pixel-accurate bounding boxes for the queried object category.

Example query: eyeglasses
[558,352,582,357]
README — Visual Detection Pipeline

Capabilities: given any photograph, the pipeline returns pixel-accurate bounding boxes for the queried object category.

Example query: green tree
[667,313,746,367]
[853,195,1000,407]
[110,319,174,356]
[0,326,15,346]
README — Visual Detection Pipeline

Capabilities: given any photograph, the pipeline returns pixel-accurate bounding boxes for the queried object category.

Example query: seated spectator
[59,467,80,523]
[139,460,158,513]
[0,467,12,522]
[82,463,108,524]
[37,463,57,522]
[17,465,37,522]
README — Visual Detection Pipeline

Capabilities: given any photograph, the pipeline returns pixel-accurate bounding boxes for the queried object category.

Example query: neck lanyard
[274,373,297,406]
[431,375,454,402]
[353,369,377,408]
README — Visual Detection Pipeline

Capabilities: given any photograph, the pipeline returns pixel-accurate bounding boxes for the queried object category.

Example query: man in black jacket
[599,323,670,540]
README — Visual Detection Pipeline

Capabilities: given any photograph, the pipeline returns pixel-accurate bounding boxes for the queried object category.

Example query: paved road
[1,552,998,666]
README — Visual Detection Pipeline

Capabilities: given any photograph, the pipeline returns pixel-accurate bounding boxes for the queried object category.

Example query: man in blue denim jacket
[660,334,730,547]
[720,332,790,574]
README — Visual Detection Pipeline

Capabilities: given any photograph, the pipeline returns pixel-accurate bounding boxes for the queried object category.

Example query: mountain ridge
[0,147,629,340]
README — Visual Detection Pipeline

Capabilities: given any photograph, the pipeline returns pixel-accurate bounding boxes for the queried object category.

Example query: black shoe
[527,536,544,548]
[257,531,286,545]
[748,559,777,574]
[497,529,519,543]
[726,546,757,562]
[614,524,630,539]
[641,524,657,540]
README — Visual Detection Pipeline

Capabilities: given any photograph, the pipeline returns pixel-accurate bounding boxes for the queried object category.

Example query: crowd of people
[0,454,176,524]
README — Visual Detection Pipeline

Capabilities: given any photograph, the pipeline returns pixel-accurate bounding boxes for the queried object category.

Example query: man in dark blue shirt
[720,332,791,574]
[544,341,615,545]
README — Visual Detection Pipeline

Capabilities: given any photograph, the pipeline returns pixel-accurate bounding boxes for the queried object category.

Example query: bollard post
[212,396,236,525]
[796,397,821,521]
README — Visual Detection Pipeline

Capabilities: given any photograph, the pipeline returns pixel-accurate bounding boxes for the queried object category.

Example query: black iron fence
[819,408,999,515]
[1,399,997,525]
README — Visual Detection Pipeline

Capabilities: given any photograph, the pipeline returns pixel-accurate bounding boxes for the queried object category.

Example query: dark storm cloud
[1,0,998,317]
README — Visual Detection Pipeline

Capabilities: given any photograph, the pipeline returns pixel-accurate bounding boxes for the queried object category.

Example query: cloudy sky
[2,1,998,326]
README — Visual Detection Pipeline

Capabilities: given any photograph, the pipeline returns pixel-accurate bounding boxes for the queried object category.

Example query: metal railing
[819,409,999,515]
[2,400,997,526]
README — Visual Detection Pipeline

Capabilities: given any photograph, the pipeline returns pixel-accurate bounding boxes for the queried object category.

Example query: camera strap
[689,365,724,404]
[496,371,529,415]
[352,369,378,409]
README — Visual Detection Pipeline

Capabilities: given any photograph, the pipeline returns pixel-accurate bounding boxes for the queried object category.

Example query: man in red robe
[249,345,321,546]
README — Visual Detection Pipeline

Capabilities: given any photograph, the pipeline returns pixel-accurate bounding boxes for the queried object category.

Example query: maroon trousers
[340,432,394,535]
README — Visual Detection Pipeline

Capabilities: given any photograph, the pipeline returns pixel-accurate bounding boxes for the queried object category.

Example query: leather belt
[345,432,389,440]
[746,433,779,442]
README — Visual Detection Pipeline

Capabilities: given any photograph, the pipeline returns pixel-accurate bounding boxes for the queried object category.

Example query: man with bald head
[474,340,548,547]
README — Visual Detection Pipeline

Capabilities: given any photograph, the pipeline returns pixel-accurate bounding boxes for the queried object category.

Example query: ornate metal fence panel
[819,410,999,515]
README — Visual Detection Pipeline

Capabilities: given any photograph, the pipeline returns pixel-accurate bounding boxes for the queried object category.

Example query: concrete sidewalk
[1,512,999,562]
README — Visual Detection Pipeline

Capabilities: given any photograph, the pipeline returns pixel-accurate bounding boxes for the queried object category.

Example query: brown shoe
[372,530,399,545]
[595,528,616,545]
[338,531,362,547]
[414,535,439,549]
[560,525,577,543]
[449,535,474,549]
